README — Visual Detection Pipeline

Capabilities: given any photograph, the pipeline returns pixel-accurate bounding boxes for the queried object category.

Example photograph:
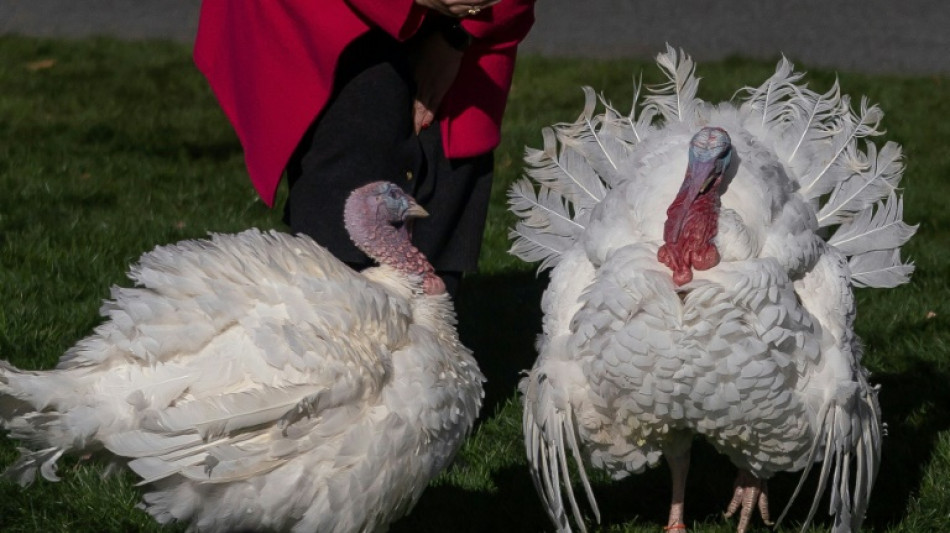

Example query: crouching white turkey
[0,181,484,532]
[511,47,915,533]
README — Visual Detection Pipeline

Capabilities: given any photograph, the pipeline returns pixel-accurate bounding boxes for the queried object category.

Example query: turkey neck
[347,221,440,294]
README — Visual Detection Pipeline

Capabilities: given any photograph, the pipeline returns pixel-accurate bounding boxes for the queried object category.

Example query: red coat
[194,0,536,206]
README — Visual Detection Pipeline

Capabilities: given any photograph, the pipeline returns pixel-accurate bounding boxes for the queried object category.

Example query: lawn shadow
[863,358,950,528]
[389,269,555,531]
[390,463,550,532]
[181,139,244,163]
[455,269,549,420]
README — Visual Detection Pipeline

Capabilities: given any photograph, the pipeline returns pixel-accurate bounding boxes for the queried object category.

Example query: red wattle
[658,179,721,286]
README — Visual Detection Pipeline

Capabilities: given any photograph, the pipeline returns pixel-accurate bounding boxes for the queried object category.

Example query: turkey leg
[663,434,693,531]
[724,469,773,533]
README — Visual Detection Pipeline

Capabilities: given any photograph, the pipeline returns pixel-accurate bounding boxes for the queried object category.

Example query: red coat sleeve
[461,0,536,44]
[439,0,537,158]
[344,0,427,40]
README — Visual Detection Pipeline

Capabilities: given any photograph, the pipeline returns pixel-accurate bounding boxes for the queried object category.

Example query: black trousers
[283,30,494,290]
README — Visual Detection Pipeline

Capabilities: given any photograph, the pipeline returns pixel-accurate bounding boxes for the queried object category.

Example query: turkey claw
[724,470,771,533]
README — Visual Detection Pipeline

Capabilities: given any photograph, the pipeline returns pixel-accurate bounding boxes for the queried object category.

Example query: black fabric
[283,30,493,275]
[283,31,420,265]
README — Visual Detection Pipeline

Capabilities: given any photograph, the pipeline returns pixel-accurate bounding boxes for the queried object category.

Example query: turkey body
[550,128,820,473]
[1,184,484,532]
[513,48,914,533]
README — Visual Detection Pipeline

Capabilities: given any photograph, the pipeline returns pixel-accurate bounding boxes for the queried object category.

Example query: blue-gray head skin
[373,181,428,226]
[658,127,733,285]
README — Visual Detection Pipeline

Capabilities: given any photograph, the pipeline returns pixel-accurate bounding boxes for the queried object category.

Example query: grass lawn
[1,35,948,532]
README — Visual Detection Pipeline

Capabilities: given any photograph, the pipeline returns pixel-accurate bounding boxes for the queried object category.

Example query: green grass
[1,35,948,532]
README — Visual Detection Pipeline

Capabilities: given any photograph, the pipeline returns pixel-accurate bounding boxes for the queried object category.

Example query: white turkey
[511,47,915,533]
[0,181,484,532]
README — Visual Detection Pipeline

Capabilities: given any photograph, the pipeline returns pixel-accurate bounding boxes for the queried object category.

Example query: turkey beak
[688,159,720,197]
[406,202,429,219]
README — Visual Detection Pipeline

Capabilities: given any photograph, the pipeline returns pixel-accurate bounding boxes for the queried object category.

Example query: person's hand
[412,32,464,134]
[414,0,500,18]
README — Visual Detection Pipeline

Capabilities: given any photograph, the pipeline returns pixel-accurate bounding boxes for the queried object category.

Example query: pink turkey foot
[723,470,772,533]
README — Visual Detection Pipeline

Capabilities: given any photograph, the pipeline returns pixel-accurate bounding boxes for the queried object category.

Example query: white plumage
[1,182,484,532]
[512,47,915,533]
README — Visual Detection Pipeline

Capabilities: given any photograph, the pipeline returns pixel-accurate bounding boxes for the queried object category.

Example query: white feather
[143,385,324,439]
[556,87,623,185]
[799,96,885,201]
[102,430,203,458]
[599,76,656,146]
[525,127,605,209]
[738,56,806,130]
[783,80,844,167]
[818,141,904,226]
[508,179,585,270]
[643,45,703,124]
[829,191,918,256]
[848,249,915,288]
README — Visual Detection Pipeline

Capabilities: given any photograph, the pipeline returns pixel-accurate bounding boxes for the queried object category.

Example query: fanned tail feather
[784,80,844,165]
[818,136,915,288]
[525,127,606,211]
[736,58,915,290]
[798,96,884,201]
[828,191,916,256]
[818,141,903,226]
[599,75,656,145]
[643,45,702,124]
[737,57,843,171]
[737,56,806,131]
[555,87,625,188]
[830,191,917,288]
[847,249,915,289]
[508,179,585,271]
[511,96,623,270]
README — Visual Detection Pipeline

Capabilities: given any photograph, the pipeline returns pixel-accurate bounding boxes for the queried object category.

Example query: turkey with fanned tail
[511,46,915,533]
[0,181,484,533]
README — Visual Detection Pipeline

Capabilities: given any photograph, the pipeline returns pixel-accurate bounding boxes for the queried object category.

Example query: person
[193,0,537,299]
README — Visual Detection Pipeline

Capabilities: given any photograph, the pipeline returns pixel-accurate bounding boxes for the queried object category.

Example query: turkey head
[344,181,444,294]
[658,127,733,285]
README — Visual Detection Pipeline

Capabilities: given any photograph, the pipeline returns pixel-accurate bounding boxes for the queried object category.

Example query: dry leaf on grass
[26,59,57,71]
